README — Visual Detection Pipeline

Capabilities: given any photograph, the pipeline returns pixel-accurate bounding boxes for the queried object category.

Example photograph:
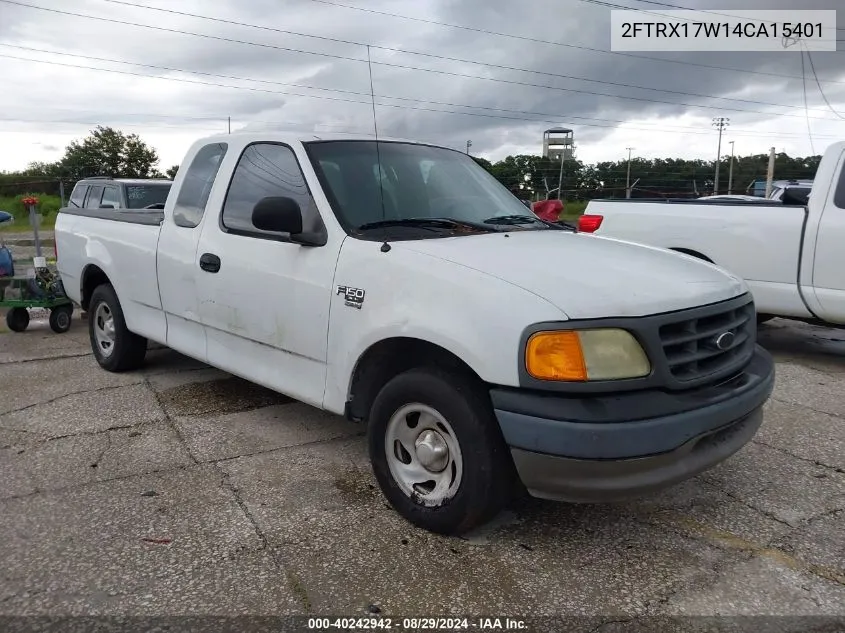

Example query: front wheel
[368,367,516,535]
[88,284,147,372]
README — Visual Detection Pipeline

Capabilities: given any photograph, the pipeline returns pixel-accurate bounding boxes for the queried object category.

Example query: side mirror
[252,196,303,234]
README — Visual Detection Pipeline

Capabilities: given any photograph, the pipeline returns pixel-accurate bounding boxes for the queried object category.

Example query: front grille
[658,298,755,384]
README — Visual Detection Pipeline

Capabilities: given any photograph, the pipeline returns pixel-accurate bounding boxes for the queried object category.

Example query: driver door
[194,142,341,407]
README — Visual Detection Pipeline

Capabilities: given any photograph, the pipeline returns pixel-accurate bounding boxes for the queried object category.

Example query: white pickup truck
[579,141,845,328]
[55,132,775,534]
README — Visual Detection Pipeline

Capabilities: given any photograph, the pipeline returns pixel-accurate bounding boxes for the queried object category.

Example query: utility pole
[625,147,634,199]
[466,140,472,155]
[712,117,730,194]
[228,117,231,134]
[727,140,735,195]
[557,151,565,201]
[765,146,776,198]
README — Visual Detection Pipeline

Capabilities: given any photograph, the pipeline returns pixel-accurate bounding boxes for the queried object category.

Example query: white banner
[610,10,838,52]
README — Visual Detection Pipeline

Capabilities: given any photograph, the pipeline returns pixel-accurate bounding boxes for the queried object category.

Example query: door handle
[199,252,221,273]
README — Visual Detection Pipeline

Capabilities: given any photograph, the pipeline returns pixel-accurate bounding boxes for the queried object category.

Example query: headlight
[525,328,651,381]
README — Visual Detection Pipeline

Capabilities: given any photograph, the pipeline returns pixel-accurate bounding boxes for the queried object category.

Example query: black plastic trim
[516,292,756,394]
[834,151,845,210]
[58,206,163,226]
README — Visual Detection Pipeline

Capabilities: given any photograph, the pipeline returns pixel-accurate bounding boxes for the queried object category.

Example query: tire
[368,367,516,535]
[88,283,147,372]
[49,305,73,333]
[5,307,29,332]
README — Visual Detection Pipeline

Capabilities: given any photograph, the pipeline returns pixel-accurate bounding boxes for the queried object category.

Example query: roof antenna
[367,45,390,251]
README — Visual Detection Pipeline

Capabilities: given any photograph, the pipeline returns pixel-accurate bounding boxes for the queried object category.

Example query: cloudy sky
[1,0,844,172]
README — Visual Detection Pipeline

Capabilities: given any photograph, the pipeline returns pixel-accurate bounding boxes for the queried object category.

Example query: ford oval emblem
[714,331,736,350]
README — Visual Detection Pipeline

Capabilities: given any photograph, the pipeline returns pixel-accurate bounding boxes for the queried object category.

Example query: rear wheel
[49,305,73,333]
[88,284,147,372]
[5,307,29,332]
[368,367,516,535]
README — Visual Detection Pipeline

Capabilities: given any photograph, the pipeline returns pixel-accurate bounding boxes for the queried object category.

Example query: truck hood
[396,230,746,319]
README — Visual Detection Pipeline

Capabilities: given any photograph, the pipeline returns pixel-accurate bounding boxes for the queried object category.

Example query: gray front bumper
[510,407,763,502]
[492,345,774,502]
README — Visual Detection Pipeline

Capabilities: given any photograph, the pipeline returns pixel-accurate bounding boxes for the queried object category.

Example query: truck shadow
[756,317,845,373]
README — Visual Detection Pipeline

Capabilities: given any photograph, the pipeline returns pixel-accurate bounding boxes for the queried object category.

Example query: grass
[562,200,588,219]
[0,194,61,232]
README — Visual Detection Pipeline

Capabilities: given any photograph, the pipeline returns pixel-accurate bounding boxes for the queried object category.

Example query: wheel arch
[345,336,486,424]
[80,264,112,311]
[669,247,714,263]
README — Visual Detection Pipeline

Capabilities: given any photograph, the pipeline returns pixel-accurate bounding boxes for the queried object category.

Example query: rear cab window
[172,143,228,228]
[126,183,172,210]
[101,186,121,209]
[68,184,88,208]
[834,153,845,210]
[84,185,104,209]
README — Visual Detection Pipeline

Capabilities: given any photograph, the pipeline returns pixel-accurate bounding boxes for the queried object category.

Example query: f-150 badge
[336,285,365,309]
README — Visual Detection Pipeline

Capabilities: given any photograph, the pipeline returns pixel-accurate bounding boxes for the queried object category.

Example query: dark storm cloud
[0,0,843,159]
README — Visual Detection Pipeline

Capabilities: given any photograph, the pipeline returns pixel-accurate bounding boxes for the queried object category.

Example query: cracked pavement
[0,312,843,628]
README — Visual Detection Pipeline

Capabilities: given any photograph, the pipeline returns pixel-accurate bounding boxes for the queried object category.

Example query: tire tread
[88,284,147,372]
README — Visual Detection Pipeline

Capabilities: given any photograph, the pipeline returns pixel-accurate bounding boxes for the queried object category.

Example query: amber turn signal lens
[525,331,588,381]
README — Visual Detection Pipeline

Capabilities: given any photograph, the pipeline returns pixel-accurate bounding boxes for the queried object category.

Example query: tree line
[0,125,822,201]
[0,126,178,198]
[471,152,821,200]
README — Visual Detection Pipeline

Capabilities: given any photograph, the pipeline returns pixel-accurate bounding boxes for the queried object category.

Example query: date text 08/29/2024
[307,617,528,630]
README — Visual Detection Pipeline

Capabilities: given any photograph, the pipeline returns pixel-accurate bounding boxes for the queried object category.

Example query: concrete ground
[0,312,843,629]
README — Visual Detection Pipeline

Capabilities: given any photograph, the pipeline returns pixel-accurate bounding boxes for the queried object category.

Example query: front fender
[322,239,565,413]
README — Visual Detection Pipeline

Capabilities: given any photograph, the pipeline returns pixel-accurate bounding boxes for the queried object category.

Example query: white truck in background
[55,132,774,535]
[579,141,845,328]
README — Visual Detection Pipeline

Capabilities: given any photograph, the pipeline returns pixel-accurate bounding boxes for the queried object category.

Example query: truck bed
[55,207,165,340]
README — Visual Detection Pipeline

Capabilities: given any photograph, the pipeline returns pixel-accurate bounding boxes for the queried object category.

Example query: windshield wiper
[356,217,494,232]
[483,214,575,231]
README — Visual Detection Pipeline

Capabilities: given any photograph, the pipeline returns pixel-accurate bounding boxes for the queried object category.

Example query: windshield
[304,140,545,238]
[125,183,172,209]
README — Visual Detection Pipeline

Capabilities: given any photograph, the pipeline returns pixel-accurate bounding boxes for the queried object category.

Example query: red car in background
[531,199,564,222]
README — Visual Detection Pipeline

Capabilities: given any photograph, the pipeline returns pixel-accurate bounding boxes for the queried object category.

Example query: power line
[0,116,226,133]
[297,0,845,83]
[87,0,838,115]
[5,43,842,139]
[3,3,845,125]
[7,0,834,117]
[4,105,227,123]
[800,50,816,154]
[5,49,845,141]
[579,0,739,24]
[582,0,845,33]
[804,47,845,121]
[11,105,369,133]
